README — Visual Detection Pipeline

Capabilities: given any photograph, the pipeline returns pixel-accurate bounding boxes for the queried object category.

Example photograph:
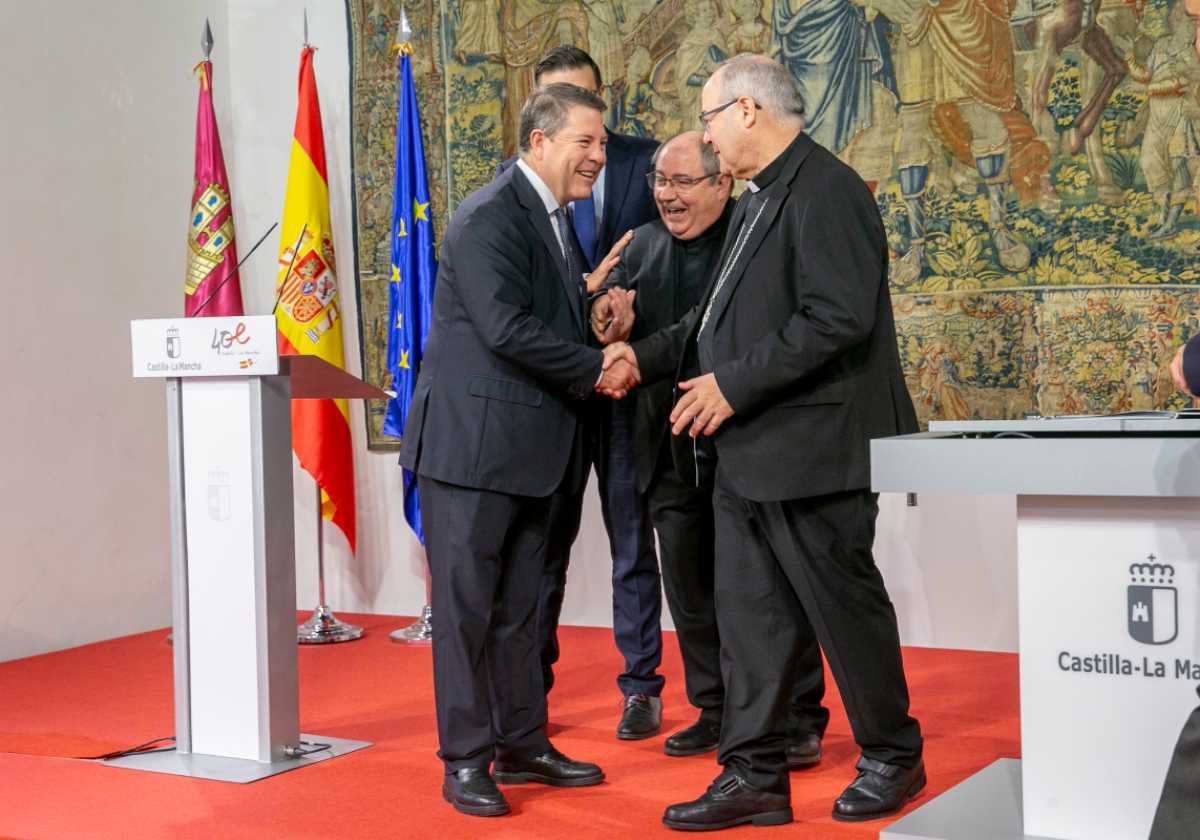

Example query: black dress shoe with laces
[786,732,822,769]
[663,771,793,831]
[832,757,926,822]
[493,746,605,787]
[442,767,510,817]
[617,693,663,740]
[664,717,722,757]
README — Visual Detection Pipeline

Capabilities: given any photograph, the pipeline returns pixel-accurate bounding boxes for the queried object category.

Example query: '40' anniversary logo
[211,321,251,353]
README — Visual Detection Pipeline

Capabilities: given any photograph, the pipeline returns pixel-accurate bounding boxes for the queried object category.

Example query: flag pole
[385,4,433,645]
[298,481,363,643]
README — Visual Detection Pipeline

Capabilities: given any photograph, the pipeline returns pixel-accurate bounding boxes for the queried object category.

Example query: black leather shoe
[441,767,510,817]
[493,747,604,787]
[832,757,926,822]
[786,733,822,769]
[617,693,663,740]
[664,717,721,757]
[663,771,793,831]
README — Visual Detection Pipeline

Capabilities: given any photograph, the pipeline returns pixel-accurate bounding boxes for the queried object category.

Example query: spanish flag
[275,46,356,553]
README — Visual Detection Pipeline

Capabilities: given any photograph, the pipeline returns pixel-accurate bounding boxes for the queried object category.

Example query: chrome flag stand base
[298,604,363,644]
[390,605,432,644]
[298,483,362,645]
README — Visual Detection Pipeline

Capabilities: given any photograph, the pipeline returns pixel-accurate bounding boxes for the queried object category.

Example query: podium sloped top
[282,355,390,400]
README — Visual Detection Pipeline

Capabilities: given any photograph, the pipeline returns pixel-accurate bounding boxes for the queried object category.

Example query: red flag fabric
[186,60,243,316]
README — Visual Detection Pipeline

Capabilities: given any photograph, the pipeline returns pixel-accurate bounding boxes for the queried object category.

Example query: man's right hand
[596,342,640,399]
[591,288,636,344]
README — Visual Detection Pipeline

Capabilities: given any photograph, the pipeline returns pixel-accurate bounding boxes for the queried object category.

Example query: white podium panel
[1017,496,1200,840]
[873,425,1200,840]
[125,318,380,782]
[180,376,298,762]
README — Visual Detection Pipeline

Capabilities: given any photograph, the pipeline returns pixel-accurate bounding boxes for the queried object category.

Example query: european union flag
[381,42,436,544]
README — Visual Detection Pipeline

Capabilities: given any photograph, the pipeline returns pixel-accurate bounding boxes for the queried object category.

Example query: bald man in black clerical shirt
[590,129,829,768]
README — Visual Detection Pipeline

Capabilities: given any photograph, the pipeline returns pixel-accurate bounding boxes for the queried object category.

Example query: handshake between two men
[588,231,735,439]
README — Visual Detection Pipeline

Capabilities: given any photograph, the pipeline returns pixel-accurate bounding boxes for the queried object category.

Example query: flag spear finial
[393,5,414,55]
[202,18,213,60]
[303,9,310,47]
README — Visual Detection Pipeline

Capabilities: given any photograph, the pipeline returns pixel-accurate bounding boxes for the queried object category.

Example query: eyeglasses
[699,97,761,128]
[645,171,721,192]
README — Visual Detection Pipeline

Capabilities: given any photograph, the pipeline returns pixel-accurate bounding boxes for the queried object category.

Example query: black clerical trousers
[647,448,828,735]
[420,475,554,772]
[712,479,922,791]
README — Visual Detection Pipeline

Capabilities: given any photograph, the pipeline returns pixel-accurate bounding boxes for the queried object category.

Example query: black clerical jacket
[607,206,731,493]
[631,132,918,502]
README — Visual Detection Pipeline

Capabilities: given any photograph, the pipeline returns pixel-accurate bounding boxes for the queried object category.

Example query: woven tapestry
[349,0,1200,449]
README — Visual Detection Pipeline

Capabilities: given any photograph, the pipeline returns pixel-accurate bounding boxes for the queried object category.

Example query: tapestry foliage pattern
[349,0,1200,449]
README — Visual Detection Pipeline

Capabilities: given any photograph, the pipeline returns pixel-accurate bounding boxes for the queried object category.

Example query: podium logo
[211,321,250,354]
[1128,556,1178,645]
[207,469,231,522]
[166,327,181,359]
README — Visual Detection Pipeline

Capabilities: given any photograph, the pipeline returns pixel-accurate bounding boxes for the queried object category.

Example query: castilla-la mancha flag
[186,59,243,316]
[275,46,356,552]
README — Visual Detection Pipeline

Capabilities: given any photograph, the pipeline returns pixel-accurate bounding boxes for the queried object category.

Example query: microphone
[192,221,279,316]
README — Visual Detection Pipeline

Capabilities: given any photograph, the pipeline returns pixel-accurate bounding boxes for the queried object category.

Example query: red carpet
[0,614,1018,839]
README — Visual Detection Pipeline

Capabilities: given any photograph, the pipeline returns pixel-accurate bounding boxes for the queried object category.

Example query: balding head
[700,54,806,180]
[649,130,731,240]
[715,54,805,127]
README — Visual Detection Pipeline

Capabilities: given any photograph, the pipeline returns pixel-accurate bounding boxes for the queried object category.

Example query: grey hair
[518,83,606,153]
[715,54,806,125]
[651,131,720,175]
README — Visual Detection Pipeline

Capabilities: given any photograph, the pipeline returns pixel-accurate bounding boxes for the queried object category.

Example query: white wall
[0,1,226,662]
[0,0,1018,663]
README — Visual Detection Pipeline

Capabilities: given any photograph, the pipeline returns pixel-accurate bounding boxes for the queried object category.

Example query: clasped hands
[596,343,733,436]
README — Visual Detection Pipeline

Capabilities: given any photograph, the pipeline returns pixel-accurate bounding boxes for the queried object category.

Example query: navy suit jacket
[399,164,603,497]
[498,128,659,267]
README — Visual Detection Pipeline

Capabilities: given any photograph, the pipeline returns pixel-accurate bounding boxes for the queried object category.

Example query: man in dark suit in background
[590,130,829,767]
[400,83,638,818]
[605,55,924,830]
[499,45,666,740]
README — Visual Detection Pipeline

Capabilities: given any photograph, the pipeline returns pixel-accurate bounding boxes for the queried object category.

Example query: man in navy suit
[401,83,639,817]
[499,46,666,740]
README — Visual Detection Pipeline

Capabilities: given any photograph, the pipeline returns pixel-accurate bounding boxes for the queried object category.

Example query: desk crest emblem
[207,469,231,523]
[1128,556,1177,645]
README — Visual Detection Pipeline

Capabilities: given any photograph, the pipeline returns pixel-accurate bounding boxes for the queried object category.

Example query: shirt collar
[516,158,562,216]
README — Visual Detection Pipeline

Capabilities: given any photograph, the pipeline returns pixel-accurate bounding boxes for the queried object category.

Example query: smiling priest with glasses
[589,130,831,773]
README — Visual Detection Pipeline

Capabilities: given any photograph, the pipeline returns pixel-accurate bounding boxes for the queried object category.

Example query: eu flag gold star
[396,219,407,238]
[413,198,430,222]
[399,350,411,369]
[391,265,401,283]
[396,312,403,329]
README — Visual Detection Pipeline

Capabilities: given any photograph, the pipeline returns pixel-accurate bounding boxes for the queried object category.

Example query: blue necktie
[572,194,598,268]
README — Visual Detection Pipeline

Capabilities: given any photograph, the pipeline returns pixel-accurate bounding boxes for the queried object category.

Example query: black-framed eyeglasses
[645,171,721,192]
[698,97,762,127]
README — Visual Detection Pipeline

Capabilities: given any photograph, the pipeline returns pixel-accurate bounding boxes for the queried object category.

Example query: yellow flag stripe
[276,136,351,424]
